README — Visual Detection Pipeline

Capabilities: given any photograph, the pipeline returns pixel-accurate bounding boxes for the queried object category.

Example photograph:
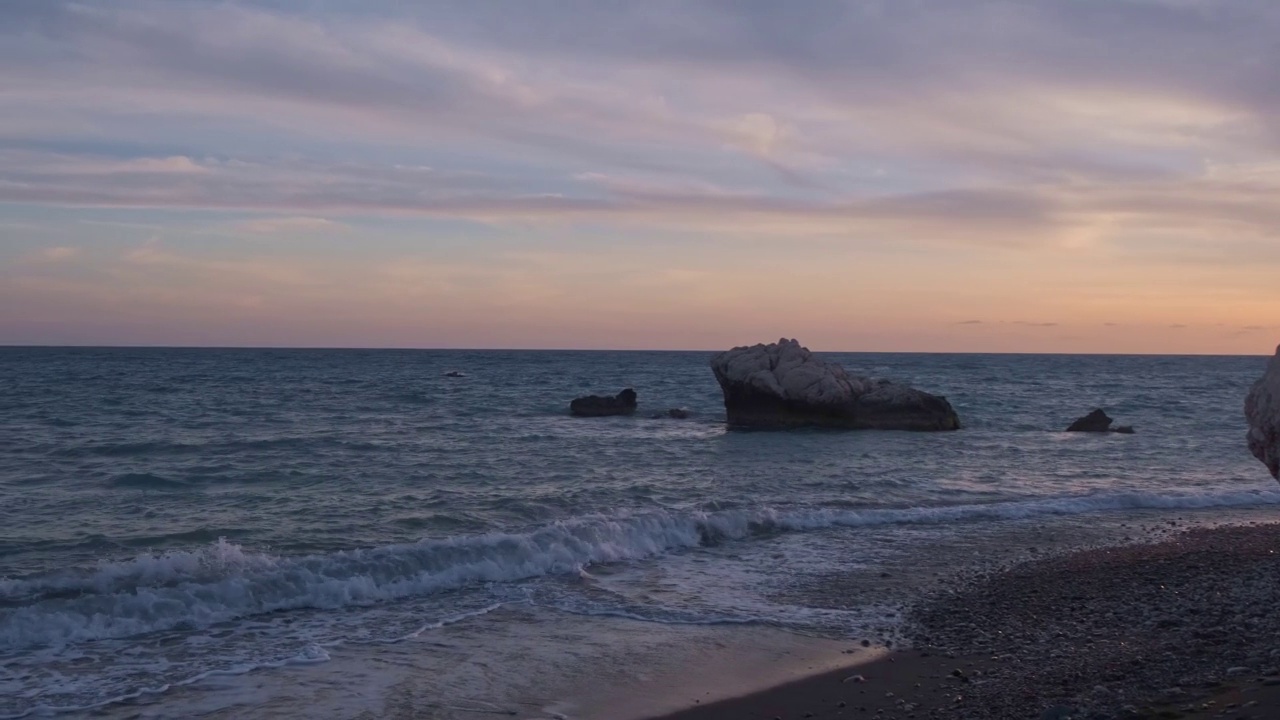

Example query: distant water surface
[0,348,1272,717]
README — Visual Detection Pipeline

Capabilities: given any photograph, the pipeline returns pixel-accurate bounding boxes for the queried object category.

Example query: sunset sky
[2,0,1278,353]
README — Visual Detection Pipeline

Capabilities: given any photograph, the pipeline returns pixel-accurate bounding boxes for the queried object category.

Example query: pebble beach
[660,522,1280,720]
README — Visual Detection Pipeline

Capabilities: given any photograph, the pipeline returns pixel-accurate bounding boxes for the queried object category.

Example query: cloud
[4,1,1279,183]
[79,156,207,174]
[35,246,79,262]
[7,143,1280,257]
[233,216,347,235]
[0,149,1071,245]
[2,0,1279,254]
[121,240,317,287]
[957,320,984,325]
[725,113,791,158]
[4,1,1280,352]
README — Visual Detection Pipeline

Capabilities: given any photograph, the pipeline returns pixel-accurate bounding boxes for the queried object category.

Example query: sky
[1,0,1278,353]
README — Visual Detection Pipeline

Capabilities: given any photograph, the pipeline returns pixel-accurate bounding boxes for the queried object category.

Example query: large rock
[570,388,638,417]
[1246,345,1280,480]
[709,339,960,430]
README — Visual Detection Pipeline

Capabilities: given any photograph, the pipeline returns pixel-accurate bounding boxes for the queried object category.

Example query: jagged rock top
[1246,345,1280,480]
[710,338,872,406]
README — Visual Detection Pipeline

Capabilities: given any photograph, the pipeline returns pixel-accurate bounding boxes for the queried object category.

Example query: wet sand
[656,522,1280,720]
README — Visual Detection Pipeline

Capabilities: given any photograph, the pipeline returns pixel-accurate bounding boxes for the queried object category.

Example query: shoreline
[653,521,1280,720]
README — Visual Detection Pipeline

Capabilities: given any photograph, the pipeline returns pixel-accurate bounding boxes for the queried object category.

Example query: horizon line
[0,343,1269,358]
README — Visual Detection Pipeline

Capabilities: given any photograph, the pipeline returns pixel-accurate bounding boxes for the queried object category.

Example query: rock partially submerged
[651,408,690,419]
[1066,409,1134,434]
[570,388,638,417]
[709,339,960,430]
[1246,345,1280,480]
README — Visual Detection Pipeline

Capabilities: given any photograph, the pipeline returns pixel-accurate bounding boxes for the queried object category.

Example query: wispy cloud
[233,216,347,235]
[2,2,1279,243]
[121,240,318,287]
[34,246,79,262]
[3,1,1280,350]
[7,148,1280,256]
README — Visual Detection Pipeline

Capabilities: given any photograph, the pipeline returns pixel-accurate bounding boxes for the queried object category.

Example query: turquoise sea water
[0,348,1274,717]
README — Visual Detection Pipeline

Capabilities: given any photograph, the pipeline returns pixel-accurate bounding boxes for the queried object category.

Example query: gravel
[902,522,1280,719]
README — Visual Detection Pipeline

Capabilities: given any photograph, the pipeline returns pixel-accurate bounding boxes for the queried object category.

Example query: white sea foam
[0,642,334,720]
[383,601,508,642]
[4,487,1278,652]
[0,536,277,601]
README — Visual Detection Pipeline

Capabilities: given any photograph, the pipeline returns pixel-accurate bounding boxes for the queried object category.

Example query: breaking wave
[4,486,1278,651]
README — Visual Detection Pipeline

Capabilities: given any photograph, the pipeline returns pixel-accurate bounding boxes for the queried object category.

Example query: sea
[1,347,1275,719]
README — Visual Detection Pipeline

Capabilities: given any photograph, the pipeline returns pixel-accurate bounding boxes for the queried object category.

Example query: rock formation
[1246,345,1280,480]
[709,339,960,430]
[1066,409,1134,434]
[651,408,690,419]
[570,388,638,417]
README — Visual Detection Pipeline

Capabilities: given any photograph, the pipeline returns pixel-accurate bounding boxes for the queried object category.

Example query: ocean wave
[60,436,384,459]
[107,472,189,490]
[4,487,1278,651]
[0,643,332,720]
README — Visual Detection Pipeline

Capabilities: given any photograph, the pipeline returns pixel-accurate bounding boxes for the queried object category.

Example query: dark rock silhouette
[443,371,465,378]
[652,408,690,419]
[1066,409,1135,433]
[709,339,960,431]
[570,388,638,417]
[1246,344,1280,480]
[1066,409,1113,432]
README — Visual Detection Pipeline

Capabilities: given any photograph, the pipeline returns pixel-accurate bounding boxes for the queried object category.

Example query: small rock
[1067,408,1115,432]
[569,388,638,417]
